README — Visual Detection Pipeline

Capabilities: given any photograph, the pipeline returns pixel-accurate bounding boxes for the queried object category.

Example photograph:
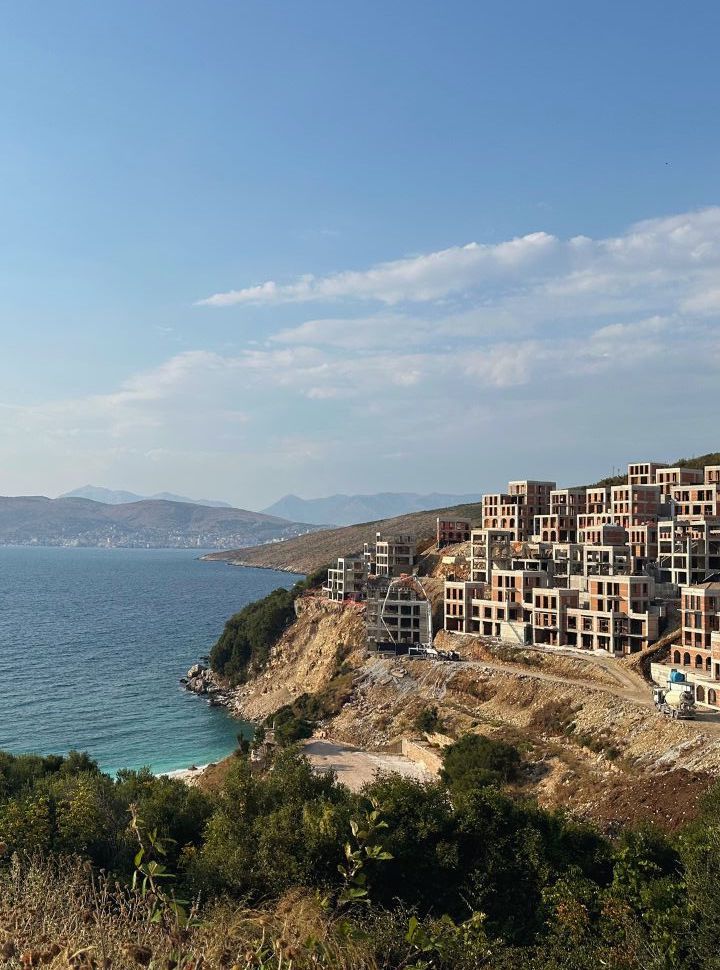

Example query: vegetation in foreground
[1,737,720,968]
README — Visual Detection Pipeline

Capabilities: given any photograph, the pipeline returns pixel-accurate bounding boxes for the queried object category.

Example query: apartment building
[628,461,668,485]
[470,527,515,582]
[675,580,720,673]
[585,486,611,514]
[436,517,471,549]
[323,555,368,602]
[656,466,704,497]
[365,532,417,577]
[481,492,526,540]
[444,579,485,633]
[657,519,720,586]
[532,576,660,653]
[482,480,555,542]
[610,483,661,529]
[366,575,432,651]
[706,466,720,485]
[582,543,632,577]
[671,483,720,522]
[469,569,547,643]
[627,524,658,566]
[532,587,580,647]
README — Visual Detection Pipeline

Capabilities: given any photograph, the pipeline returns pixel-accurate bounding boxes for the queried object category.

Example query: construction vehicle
[653,669,696,719]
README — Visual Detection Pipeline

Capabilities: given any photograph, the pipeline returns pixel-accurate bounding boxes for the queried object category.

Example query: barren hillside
[203,501,484,573]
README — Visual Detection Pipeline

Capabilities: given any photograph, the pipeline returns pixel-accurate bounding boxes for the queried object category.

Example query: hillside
[0,496,318,549]
[203,501,484,572]
[263,491,482,526]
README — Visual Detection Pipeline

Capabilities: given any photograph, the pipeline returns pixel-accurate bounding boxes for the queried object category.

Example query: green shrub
[441,734,521,792]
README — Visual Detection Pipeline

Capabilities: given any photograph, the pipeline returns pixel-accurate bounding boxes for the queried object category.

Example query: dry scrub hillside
[203,502,483,574]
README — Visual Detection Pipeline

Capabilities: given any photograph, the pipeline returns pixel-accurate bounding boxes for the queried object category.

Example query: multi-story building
[610,483,661,529]
[444,580,485,633]
[323,555,368,602]
[656,466,704,497]
[705,466,720,486]
[436,517,471,549]
[469,569,548,643]
[469,528,515,582]
[671,484,720,522]
[585,486,611,514]
[532,587,580,647]
[366,575,432,651]
[481,492,526,540]
[365,532,417,577]
[657,519,720,586]
[650,578,720,709]
[533,576,660,653]
[628,461,668,485]
[675,580,720,675]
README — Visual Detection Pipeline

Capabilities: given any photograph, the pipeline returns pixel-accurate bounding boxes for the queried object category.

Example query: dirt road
[301,739,434,791]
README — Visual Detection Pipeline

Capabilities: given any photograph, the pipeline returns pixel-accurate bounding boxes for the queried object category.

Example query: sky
[0,0,718,511]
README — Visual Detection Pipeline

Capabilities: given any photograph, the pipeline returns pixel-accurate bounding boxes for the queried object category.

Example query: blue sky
[0,1,718,509]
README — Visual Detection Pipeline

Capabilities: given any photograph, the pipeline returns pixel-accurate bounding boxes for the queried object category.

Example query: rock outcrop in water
[181,664,233,707]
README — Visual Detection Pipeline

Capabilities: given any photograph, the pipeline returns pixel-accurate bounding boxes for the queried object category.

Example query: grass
[0,855,379,970]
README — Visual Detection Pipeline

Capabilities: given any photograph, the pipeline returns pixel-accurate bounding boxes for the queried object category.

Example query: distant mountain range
[0,495,319,549]
[60,485,232,508]
[262,491,482,527]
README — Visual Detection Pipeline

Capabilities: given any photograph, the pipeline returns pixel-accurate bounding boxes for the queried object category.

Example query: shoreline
[198,554,305,576]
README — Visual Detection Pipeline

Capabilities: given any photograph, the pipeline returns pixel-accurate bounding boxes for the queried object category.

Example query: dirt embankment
[229,595,367,722]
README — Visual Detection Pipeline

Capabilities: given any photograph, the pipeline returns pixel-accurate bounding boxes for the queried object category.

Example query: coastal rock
[187,663,206,679]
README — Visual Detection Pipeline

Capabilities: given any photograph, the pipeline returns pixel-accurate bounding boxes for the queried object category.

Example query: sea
[0,547,302,776]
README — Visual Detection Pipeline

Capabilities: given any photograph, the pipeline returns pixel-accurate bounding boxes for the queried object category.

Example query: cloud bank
[3,207,719,505]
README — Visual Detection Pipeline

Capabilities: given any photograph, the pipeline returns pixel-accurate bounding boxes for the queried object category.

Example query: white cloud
[197,207,720,310]
[197,232,559,307]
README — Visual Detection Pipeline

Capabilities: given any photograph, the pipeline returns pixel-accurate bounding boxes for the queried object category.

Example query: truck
[652,669,696,719]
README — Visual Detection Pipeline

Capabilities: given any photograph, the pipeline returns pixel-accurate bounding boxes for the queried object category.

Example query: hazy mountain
[60,485,232,508]
[0,495,318,549]
[262,491,482,526]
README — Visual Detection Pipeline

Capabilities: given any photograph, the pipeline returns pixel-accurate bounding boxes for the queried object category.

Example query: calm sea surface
[0,547,301,775]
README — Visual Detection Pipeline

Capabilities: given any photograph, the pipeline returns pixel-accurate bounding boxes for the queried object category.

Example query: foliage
[5,744,720,967]
[415,705,442,733]
[441,733,521,792]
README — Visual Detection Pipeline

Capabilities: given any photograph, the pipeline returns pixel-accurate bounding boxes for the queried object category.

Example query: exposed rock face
[229,595,367,722]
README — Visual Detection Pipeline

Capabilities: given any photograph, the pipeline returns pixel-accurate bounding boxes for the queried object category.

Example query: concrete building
[436,517,471,549]
[323,555,368,602]
[469,569,548,643]
[470,527,515,583]
[365,532,417,577]
[705,466,720,485]
[444,579,485,633]
[675,579,720,676]
[366,574,432,651]
[656,466,704,497]
[610,483,661,528]
[671,483,720,522]
[533,576,661,654]
[657,518,720,586]
[628,461,668,485]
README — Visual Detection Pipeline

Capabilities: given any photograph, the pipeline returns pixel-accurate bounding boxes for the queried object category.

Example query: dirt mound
[584,768,713,832]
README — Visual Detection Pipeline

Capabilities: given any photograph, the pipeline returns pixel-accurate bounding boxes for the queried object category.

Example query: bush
[441,734,521,792]
[415,705,441,733]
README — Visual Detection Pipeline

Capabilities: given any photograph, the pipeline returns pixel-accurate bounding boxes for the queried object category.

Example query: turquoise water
[0,547,301,775]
